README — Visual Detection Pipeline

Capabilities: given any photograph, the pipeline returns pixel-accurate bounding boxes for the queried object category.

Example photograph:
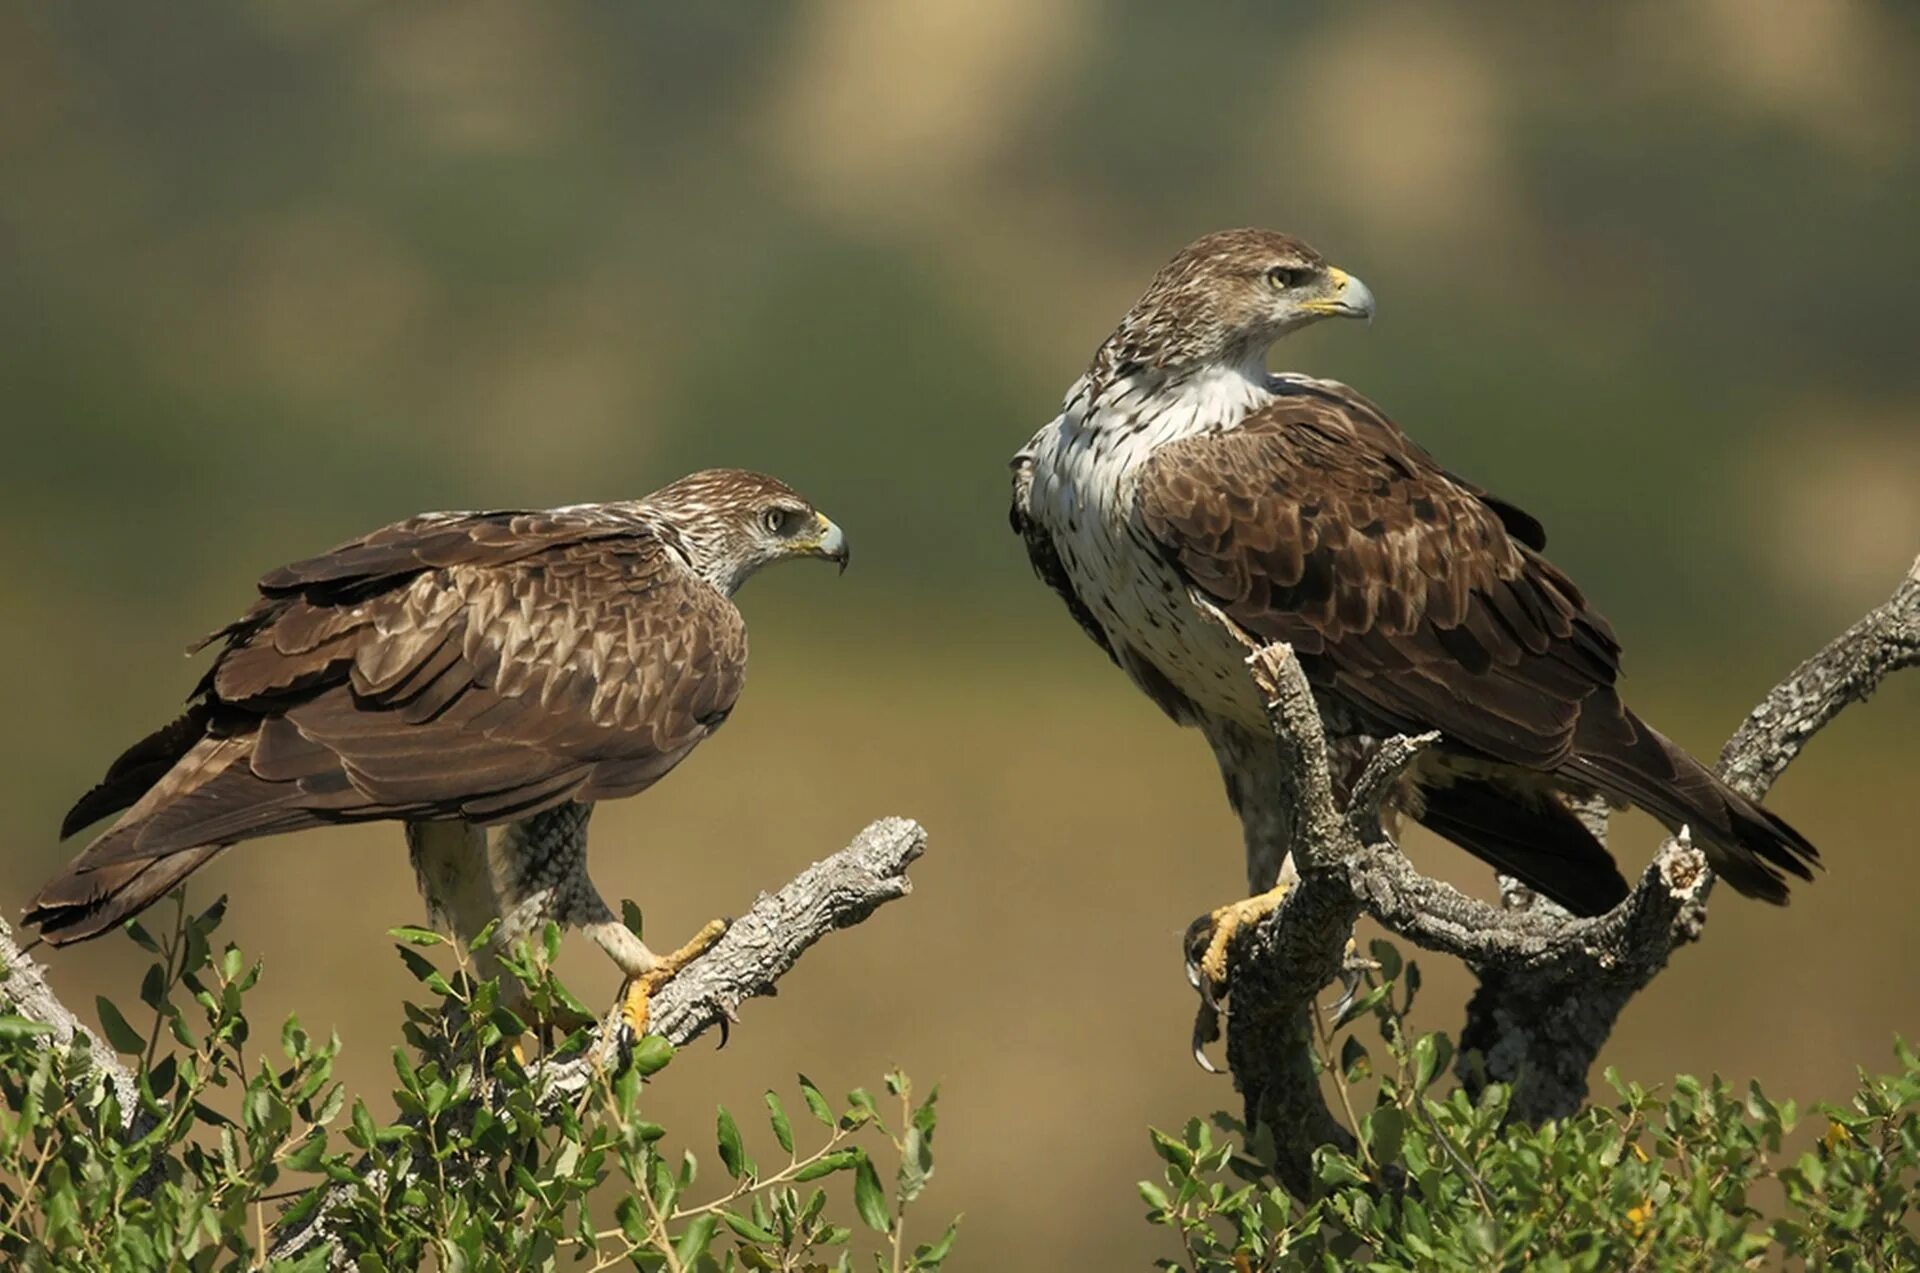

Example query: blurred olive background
[4,2,1918,1266]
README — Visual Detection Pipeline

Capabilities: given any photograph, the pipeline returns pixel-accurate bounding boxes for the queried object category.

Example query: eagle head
[645,468,849,595]
[1097,228,1375,380]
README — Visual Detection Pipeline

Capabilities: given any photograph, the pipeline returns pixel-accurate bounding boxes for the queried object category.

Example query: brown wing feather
[30,511,746,942]
[1135,380,1816,902]
[1137,384,1618,768]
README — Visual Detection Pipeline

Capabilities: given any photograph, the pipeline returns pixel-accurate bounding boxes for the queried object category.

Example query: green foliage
[1143,941,1920,1270]
[0,895,957,1271]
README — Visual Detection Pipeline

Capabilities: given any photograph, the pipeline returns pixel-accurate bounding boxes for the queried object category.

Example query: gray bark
[1207,557,1920,1190]
[0,918,143,1127]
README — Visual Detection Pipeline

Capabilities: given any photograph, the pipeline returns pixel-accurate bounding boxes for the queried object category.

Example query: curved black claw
[1191,1000,1223,1074]
[1183,912,1223,1009]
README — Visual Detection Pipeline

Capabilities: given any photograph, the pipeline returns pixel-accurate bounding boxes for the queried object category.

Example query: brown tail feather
[1415,774,1629,916]
[25,848,227,945]
[32,727,338,945]
[1569,702,1819,904]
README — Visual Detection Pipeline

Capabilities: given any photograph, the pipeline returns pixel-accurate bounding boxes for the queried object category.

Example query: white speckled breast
[1024,365,1280,730]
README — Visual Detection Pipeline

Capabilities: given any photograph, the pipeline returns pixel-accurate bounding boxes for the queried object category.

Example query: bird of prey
[28,468,849,1035]
[1011,229,1818,991]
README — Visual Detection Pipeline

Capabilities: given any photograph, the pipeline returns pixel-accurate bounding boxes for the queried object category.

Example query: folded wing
[29,509,746,942]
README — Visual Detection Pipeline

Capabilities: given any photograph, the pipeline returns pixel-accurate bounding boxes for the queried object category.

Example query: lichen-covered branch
[0,919,142,1126]
[1718,556,1920,800]
[539,815,927,1099]
[1213,557,1920,1167]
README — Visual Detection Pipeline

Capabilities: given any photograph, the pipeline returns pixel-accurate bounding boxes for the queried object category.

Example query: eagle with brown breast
[29,468,848,1034]
[1011,229,1818,995]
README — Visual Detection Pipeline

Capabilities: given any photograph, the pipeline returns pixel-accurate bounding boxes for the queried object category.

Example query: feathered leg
[493,803,726,1039]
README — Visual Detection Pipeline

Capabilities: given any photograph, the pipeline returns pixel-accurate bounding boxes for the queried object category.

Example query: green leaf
[722,1210,778,1243]
[1332,982,1392,1031]
[1364,1105,1406,1166]
[284,1133,329,1173]
[1314,1148,1366,1187]
[1339,1035,1369,1081]
[316,1082,347,1127]
[1149,1128,1195,1169]
[94,996,146,1054]
[632,1035,674,1076]
[615,1195,646,1243]
[350,1099,376,1150]
[852,1151,890,1232]
[1411,1032,1449,1093]
[674,1214,718,1265]
[798,1074,834,1126]
[717,1106,748,1179]
[139,963,169,1012]
[793,1149,860,1182]
[1368,939,1403,983]
[387,926,446,947]
[764,1090,794,1154]
[621,900,645,937]
[912,1216,962,1268]
[912,1086,940,1138]
[898,1124,933,1205]
[0,1016,53,1042]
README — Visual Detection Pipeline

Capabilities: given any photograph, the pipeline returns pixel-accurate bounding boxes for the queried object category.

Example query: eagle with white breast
[29,468,848,1035]
[1011,229,1818,995]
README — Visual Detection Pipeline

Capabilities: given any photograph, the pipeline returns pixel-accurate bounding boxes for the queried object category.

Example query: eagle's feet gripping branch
[618,917,731,1039]
[1183,872,1297,1073]
[1183,858,1368,1072]
[1184,883,1292,1008]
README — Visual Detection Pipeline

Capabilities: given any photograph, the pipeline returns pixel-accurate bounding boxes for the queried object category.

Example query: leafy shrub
[0,894,958,1271]
[1143,941,1919,1270]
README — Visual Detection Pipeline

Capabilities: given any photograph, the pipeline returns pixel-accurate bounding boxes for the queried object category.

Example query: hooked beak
[804,514,850,573]
[1300,266,1376,323]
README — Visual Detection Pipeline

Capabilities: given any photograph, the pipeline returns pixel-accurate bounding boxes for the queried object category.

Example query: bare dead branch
[541,815,928,1098]
[1210,557,1920,1170]
[1718,555,1920,800]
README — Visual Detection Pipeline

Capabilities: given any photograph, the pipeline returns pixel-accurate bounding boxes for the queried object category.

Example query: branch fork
[1201,558,1920,1188]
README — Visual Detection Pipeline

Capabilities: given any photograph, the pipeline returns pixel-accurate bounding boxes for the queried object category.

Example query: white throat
[1074,359,1275,449]
[1018,354,1284,733]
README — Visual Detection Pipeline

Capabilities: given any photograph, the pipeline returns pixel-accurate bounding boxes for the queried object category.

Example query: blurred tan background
[4,2,1918,1266]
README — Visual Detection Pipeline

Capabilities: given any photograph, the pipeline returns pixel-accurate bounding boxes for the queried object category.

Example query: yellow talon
[619,979,653,1036]
[620,918,730,1037]
[1196,881,1291,992]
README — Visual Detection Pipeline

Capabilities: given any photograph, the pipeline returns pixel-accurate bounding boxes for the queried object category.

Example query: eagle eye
[1267,265,1311,290]
[762,505,804,536]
